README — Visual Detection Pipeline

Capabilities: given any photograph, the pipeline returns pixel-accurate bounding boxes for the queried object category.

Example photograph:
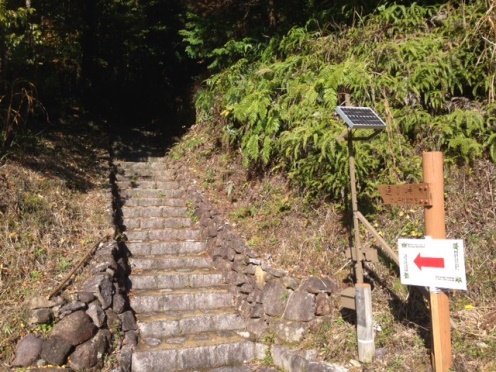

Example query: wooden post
[356,283,375,362]
[423,152,452,371]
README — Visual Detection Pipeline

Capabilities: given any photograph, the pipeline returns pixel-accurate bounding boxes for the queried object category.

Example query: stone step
[115,171,176,182]
[122,188,184,199]
[121,206,190,219]
[124,217,192,230]
[146,157,168,163]
[130,287,234,314]
[126,228,200,242]
[116,161,173,171]
[132,335,263,372]
[129,254,211,271]
[126,241,206,256]
[208,366,260,372]
[117,160,260,372]
[130,267,225,290]
[117,180,181,190]
[122,197,187,208]
[136,308,244,339]
[117,159,168,165]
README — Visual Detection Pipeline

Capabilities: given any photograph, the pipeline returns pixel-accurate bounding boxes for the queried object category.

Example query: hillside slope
[0,116,112,365]
[172,1,496,370]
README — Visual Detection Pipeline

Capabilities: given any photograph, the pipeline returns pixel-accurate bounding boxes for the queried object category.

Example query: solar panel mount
[336,106,387,129]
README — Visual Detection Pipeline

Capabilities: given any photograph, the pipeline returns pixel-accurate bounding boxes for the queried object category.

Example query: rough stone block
[273,320,307,343]
[245,318,267,337]
[243,264,256,275]
[92,257,118,274]
[82,274,114,310]
[300,277,337,294]
[124,329,139,347]
[78,292,96,304]
[234,254,249,265]
[316,293,332,316]
[11,334,43,367]
[239,283,254,294]
[250,304,264,319]
[246,288,263,304]
[59,301,87,318]
[29,296,65,310]
[29,308,53,325]
[68,329,110,370]
[283,291,316,322]
[232,241,245,254]
[240,301,253,319]
[263,280,288,317]
[106,308,122,332]
[282,276,300,290]
[51,311,97,346]
[262,264,286,278]
[40,336,72,366]
[86,303,106,328]
[113,293,126,314]
[119,344,134,372]
[119,310,137,331]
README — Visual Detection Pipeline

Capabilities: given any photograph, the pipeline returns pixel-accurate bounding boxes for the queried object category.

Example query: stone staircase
[115,158,265,371]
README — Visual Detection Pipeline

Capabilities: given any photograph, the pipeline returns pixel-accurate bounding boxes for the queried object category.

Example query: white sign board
[398,238,467,290]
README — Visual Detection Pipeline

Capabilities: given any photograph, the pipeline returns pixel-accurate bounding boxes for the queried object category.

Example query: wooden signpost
[377,183,432,206]
[423,152,452,372]
[378,152,455,371]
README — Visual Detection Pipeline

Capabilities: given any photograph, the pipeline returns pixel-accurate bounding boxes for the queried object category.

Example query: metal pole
[348,128,363,283]
[423,151,452,371]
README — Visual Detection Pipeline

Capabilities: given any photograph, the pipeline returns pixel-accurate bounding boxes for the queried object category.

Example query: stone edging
[10,239,136,371]
[271,345,348,372]
[10,162,135,371]
[173,162,348,371]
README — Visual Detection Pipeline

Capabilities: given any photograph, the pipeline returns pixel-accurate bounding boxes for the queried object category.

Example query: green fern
[195,0,496,202]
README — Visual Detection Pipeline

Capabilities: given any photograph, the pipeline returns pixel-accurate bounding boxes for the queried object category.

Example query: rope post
[423,151,452,371]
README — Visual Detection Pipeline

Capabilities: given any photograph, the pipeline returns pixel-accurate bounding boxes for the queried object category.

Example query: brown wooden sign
[378,183,432,206]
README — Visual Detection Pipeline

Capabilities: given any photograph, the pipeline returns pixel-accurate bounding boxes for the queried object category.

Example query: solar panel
[336,106,387,129]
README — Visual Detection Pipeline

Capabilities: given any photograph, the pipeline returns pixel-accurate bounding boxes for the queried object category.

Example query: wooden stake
[423,152,452,371]
[356,283,374,362]
[47,232,111,300]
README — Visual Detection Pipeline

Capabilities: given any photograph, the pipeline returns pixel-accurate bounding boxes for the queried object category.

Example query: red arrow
[414,253,445,270]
